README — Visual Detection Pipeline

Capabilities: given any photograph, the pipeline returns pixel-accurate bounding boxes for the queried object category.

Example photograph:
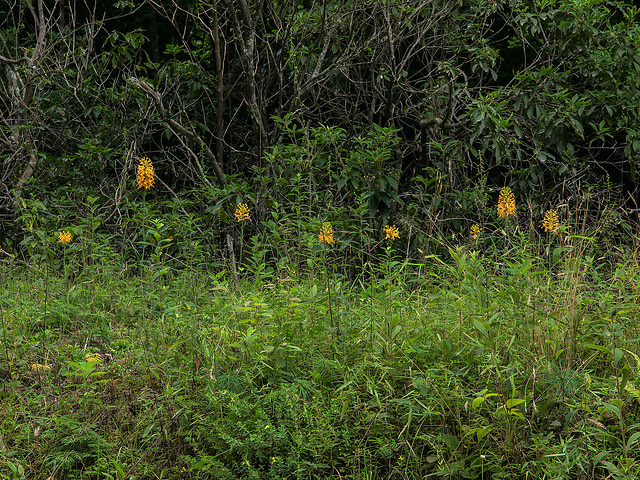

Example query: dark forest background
[2,0,640,263]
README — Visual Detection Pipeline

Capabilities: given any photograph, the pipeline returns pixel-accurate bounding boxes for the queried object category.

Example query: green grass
[2,237,640,480]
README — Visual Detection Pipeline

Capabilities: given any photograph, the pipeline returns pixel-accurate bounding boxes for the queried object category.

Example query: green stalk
[322,239,335,331]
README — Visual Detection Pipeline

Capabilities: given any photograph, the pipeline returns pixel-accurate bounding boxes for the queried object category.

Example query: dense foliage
[1,0,640,258]
[2,219,640,479]
[2,1,640,479]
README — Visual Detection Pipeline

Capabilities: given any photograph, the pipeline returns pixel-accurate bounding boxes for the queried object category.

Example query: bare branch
[128,77,227,187]
[0,54,29,64]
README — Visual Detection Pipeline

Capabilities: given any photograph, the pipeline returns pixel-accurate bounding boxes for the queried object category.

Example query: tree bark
[228,0,267,161]
[1,0,49,211]
[213,2,225,173]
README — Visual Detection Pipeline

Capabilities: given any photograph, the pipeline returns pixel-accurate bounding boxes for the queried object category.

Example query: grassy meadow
[2,182,640,480]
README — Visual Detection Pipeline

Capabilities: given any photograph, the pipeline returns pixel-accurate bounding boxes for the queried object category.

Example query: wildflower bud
[319,222,334,244]
[383,225,400,241]
[542,209,559,233]
[497,187,516,217]
[137,157,155,190]
[235,203,250,222]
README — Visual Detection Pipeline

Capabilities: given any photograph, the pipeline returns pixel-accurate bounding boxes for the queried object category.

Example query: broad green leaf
[506,398,525,408]
[613,348,624,366]
[626,431,640,450]
[472,396,485,409]
[443,434,459,451]
[474,319,488,339]
[600,402,621,421]
[476,426,492,441]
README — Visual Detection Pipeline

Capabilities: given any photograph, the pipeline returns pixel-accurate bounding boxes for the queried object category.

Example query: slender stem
[140,192,149,370]
[0,291,8,364]
[610,312,627,461]
[227,234,239,287]
[239,222,245,279]
[43,255,48,351]
[323,240,335,331]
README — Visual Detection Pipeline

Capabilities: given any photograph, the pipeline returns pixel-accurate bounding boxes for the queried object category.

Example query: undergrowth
[2,169,640,479]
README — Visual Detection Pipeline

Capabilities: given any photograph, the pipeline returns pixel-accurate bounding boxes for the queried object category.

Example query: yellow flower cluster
[470,188,565,240]
[58,231,72,244]
[542,209,559,233]
[319,222,334,244]
[85,352,102,363]
[137,157,155,190]
[235,203,250,222]
[384,225,400,241]
[497,186,516,218]
[31,363,52,373]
